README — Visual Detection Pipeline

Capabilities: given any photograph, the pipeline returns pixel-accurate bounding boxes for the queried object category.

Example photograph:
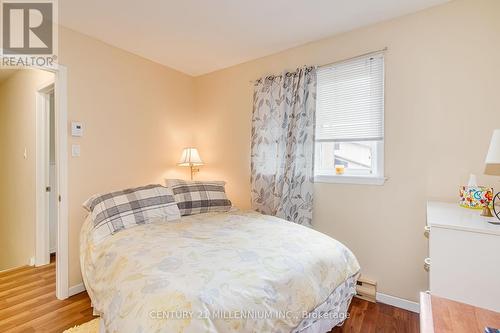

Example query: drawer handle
[424,226,430,238]
[424,258,431,271]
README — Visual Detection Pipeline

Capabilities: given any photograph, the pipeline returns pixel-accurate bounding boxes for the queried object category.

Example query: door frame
[33,64,69,300]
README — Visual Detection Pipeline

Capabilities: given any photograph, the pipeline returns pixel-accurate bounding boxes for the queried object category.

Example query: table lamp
[178,147,204,180]
[484,129,500,224]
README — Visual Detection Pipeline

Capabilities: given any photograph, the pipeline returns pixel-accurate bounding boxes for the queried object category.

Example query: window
[314,53,384,185]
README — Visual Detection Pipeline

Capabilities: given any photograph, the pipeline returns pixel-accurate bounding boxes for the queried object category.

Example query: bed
[81,210,360,333]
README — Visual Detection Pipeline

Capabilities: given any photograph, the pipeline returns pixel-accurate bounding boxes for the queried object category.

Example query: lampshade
[485,129,500,175]
[178,148,203,166]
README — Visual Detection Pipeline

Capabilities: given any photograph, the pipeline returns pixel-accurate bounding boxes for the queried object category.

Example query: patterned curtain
[250,67,317,227]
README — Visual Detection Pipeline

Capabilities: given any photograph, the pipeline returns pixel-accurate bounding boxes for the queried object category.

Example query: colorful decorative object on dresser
[459,174,493,215]
[178,147,204,180]
[459,185,493,210]
[484,129,500,224]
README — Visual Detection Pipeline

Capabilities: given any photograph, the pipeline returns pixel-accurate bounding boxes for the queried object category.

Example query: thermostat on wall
[71,121,83,137]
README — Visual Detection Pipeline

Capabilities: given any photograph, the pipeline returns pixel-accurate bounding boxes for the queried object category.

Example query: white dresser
[426,201,500,312]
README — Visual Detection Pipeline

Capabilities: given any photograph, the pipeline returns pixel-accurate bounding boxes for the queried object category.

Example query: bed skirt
[293,273,358,333]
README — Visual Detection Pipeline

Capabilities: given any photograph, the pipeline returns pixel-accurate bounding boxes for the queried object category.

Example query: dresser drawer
[429,226,500,312]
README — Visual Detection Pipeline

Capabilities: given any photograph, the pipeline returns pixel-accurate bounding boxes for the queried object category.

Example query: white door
[36,83,55,266]
[48,91,57,254]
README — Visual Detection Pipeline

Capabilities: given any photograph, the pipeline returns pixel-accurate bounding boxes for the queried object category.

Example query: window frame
[313,52,385,186]
[314,140,384,185]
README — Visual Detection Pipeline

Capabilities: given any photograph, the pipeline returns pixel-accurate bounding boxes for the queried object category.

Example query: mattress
[81,210,360,333]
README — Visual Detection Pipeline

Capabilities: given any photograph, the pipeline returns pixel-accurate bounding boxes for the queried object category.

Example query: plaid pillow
[165,179,232,216]
[83,184,180,243]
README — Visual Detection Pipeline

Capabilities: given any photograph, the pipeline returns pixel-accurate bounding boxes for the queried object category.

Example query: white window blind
[316,53,384,142]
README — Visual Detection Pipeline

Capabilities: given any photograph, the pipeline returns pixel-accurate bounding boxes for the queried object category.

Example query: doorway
[36,81,56,267]
[0,64,69,301]
[34,65,70,300]
[0,69,55,275]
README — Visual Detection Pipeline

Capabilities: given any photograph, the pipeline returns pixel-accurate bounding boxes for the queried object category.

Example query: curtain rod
[249,47,388,84]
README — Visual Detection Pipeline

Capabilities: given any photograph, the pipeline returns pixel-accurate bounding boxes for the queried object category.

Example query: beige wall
[58,27,196,286]
[0,69,55,271]
[193,0,500,302]
[28,0,499,301]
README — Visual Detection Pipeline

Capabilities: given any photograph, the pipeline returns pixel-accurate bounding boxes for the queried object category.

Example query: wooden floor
[0,258,94,333]
[331,297,419,333]
[0,261,419,333]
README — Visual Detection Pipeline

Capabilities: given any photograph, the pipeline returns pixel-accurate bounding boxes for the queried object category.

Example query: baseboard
[376,292,420,313]
[68,283,86,297]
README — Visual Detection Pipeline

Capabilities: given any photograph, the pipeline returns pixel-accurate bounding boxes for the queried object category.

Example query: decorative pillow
[83,184,180,242]
[165,179,232,216]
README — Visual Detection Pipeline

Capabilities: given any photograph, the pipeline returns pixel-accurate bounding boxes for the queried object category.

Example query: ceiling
[0,70,18,84]
[59,0,448,76]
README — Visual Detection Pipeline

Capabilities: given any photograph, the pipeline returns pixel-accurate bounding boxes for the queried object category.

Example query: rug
[63,318,100,333]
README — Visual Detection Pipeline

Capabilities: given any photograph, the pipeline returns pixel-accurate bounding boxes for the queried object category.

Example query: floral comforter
[81,211,360,333]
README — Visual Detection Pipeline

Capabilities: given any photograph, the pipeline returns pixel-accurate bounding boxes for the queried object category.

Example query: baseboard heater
[355,276,377,303]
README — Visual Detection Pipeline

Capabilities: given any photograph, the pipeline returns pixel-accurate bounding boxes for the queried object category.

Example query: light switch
[72,144,81,157]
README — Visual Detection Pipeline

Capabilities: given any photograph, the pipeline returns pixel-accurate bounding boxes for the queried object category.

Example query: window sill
[314,175,386,185]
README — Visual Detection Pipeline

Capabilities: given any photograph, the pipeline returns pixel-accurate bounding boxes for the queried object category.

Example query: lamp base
[190,165,200,180]
[480,206,494,217]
